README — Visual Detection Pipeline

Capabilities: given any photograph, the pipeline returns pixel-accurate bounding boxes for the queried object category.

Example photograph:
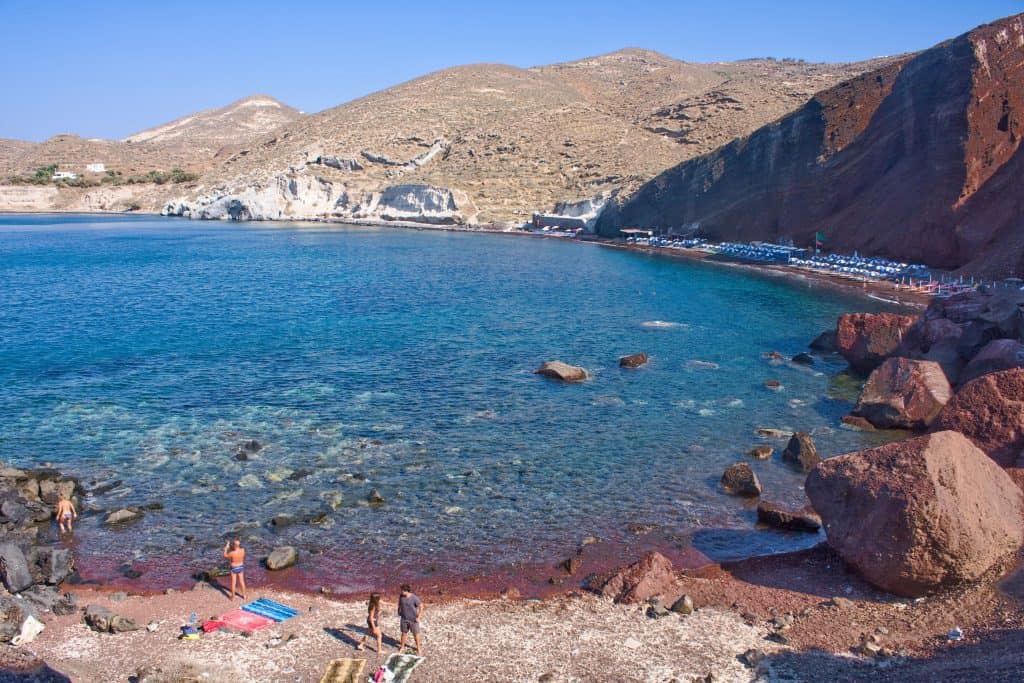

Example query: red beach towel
[219,608,275,632]
[201,620,226,633]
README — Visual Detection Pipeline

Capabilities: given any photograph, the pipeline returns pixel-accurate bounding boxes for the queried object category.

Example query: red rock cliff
[600,14,1024,277]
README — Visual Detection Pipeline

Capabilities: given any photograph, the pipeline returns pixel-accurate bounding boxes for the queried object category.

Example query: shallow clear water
[0,215,894,589]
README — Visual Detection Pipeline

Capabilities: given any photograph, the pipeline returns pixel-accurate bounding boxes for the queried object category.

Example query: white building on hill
[52,171,78,180]
[86,163,106,173]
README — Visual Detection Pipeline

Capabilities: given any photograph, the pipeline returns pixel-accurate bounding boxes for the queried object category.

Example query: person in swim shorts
[222,539,247,600]
[55,494,77,534]
[397,583,423,655]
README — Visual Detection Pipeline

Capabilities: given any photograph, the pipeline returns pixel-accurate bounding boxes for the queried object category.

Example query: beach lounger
[320,658,365,683]
[219,608,276,632]
[241,597,300,622]
[376,654,425,683]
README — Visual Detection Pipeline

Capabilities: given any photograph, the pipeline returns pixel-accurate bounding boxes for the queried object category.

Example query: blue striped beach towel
[241,598,299,622]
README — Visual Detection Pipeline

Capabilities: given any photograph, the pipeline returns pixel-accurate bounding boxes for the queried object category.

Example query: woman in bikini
[222,539,247,600]
[356,592,383,653]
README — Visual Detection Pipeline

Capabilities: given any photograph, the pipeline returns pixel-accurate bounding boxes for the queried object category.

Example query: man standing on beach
[222,539,247,600]
[397,583,423,655]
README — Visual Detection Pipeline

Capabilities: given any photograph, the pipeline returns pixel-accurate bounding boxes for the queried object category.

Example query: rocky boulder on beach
[590,551,678,604]
[756,501,821,532]
[534,361,588,382]
[958,338,1024,385]
[806,431,1024,597]
[850,357,952,430]
[835,312,917,374]
[931,368,1024,467]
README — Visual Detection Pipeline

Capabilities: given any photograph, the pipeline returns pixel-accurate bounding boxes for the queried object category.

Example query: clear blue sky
[1,0,1020,141]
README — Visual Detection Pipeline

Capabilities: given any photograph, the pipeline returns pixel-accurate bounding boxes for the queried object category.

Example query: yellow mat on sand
[319,658,365,683]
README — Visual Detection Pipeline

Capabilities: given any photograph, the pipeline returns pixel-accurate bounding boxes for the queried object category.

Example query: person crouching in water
[222,539,247,600]
[356,592,383,653]
[55,494,77,534]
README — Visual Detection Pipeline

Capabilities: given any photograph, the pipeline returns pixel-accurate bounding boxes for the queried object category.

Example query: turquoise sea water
[0,215,894,590]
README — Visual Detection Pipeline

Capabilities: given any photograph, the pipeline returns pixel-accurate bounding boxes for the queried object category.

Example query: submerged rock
[806,431,1024,596]
[720,463,762,497]
[746,445,773,460]
[619,352,649,369]
[782,432,820,472]
[851,358,951,430]
[791,352,814,365]
[534,361,588,382]
[367,489,385,505]
[104,508,142,526]
[265,546,298,571]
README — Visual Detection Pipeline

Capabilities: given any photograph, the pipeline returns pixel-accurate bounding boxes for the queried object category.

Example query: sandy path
[23,585,775,682]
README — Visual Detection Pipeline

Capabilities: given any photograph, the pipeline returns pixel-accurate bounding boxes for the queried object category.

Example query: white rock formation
[163,171,464,224]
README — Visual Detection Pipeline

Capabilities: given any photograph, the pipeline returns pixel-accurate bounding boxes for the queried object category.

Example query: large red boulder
[851,358,952,429]
[835,313,917,374]
[932,368,1024,466]
[592,551,678,604]
[958,339,1024,385]
[805,431,1024,597]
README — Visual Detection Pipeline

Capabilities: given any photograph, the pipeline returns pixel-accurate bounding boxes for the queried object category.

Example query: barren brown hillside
[1,95,301,178]
[124,95,303,152]
[0,51,896,219]
[183,51,894,223]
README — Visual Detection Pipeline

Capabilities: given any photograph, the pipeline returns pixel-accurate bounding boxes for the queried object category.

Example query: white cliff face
[551,192,612,232]
[163,171,464,225]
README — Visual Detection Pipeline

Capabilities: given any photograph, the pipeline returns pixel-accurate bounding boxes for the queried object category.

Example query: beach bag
[370,665,394,683]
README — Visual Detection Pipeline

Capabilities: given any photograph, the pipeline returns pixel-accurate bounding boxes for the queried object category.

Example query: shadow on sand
[761,628,1024,682]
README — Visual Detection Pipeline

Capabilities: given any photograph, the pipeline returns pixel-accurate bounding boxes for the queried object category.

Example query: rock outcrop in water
[534,361,588,382]
[598,14,1024,277]
[835,313,917,374]
[806,431,1024,597]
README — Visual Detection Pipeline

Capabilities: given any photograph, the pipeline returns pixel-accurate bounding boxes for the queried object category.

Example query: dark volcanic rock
[0,542,33,593]
[756,501,822,532]
[619,352,649,369]
[720,463,762,496]
[932,368,1024,466]
[791,352,814,365]
[534,360,588,382]
[591,551,678,604]
[782,432,820,472]
[806,431,1024,596]
[809,330,837,352]
[597,16,1024,278]
[851,357,952,429]
[835,313,918,374]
